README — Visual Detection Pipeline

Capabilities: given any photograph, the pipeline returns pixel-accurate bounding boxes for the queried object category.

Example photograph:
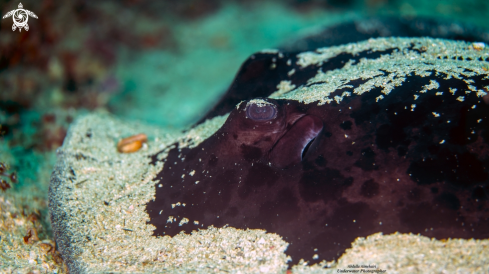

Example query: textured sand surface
[0,194,65,273]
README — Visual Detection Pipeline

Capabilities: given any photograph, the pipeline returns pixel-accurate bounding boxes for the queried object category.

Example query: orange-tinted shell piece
[23,227,39,244]
[117,134,148,153]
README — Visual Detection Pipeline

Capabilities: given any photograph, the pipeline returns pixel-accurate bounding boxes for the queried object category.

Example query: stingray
[146,18,489,265]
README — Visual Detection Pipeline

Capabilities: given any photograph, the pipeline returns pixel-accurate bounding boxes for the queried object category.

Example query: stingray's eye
[246,102,277,121]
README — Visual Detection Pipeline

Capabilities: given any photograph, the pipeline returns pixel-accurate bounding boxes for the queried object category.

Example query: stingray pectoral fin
[270,115,323,168]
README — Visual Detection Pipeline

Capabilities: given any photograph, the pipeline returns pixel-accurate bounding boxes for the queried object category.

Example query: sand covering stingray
[49,37,489,273]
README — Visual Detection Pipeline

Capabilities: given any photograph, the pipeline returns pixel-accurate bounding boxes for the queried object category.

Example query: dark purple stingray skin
[146,18,489,265]
[147,69,489,264]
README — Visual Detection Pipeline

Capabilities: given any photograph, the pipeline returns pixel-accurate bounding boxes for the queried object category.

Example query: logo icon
[2,3,38,32]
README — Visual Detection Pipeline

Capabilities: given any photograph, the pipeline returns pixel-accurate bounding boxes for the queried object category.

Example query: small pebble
[472,42,485,50]
[23,228,39,244]
[117,133,148,153]
[38,243,54,254]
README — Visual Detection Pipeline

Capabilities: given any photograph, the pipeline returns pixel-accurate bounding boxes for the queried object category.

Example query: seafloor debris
[472,42,486,51]
[23,227,40,244]
[0,195,66,272]
[117,133,148,153]
[0,161,17,191]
